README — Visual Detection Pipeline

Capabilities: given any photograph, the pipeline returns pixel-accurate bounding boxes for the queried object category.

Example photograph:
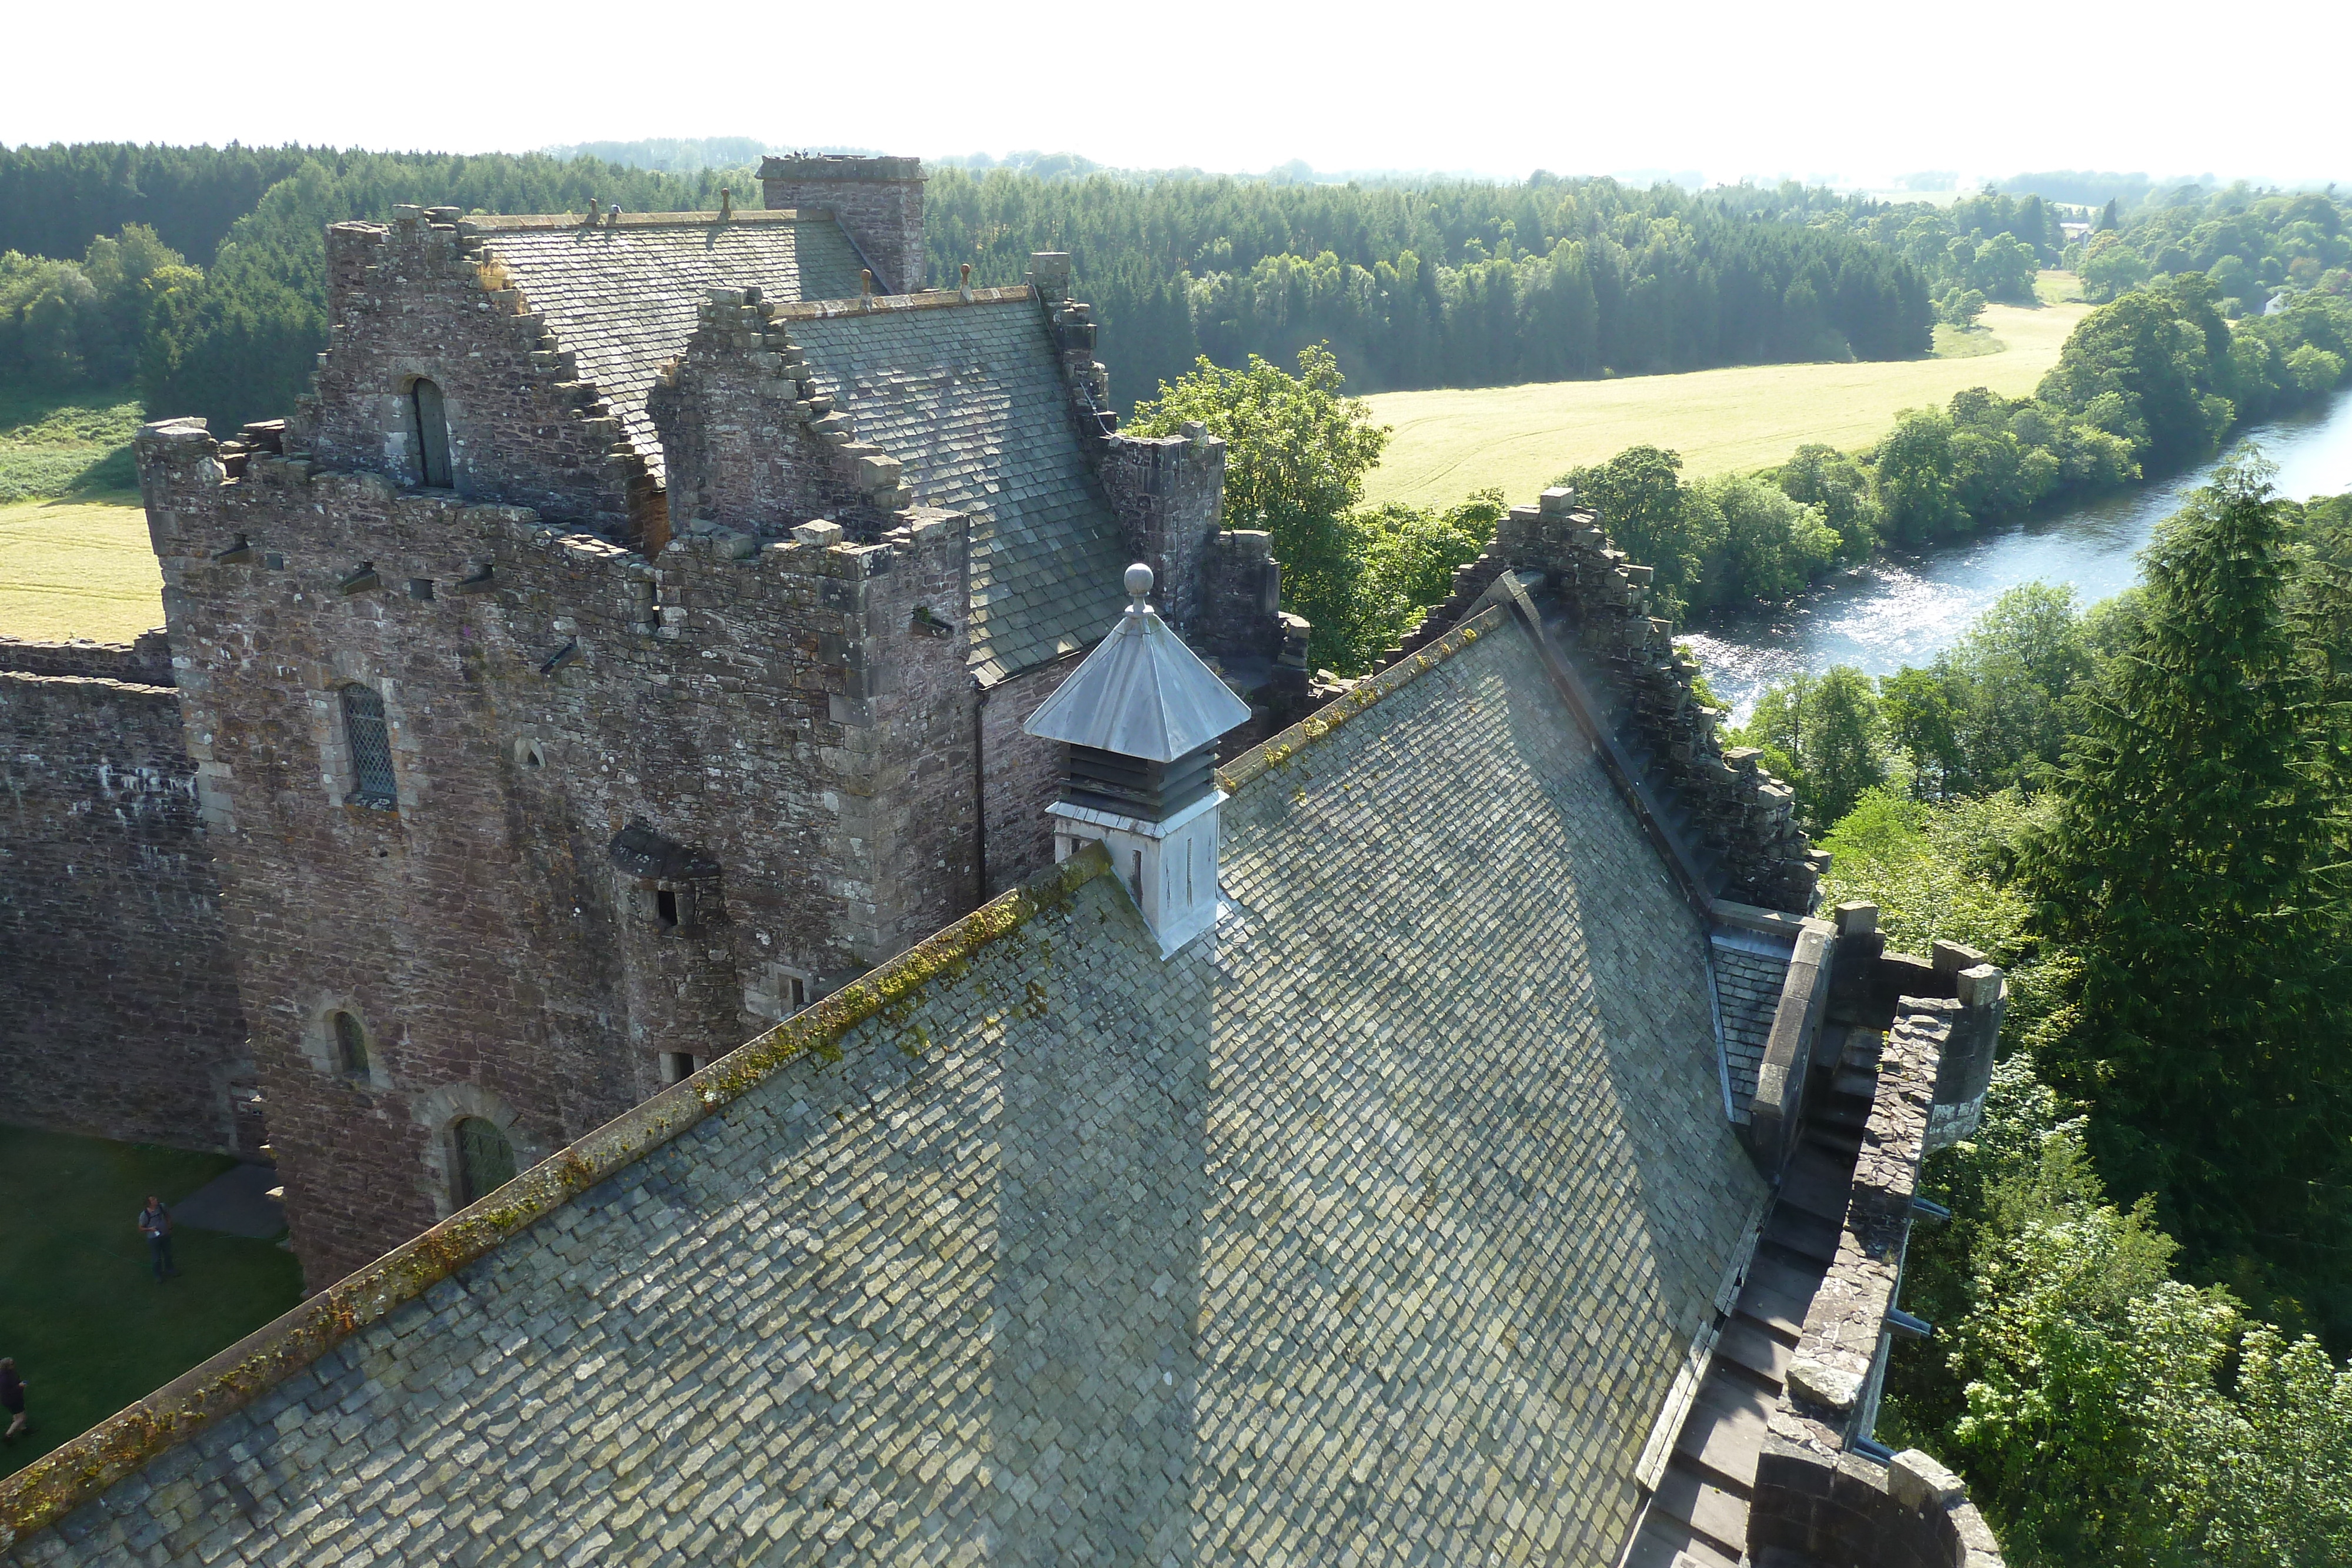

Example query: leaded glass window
[340,684,396,804]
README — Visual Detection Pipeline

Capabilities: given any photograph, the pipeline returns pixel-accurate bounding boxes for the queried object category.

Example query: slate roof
[784,297,1131,683]
[470,213,866,484]
[1712,928,1795,1115]
[1,611,1765,1567]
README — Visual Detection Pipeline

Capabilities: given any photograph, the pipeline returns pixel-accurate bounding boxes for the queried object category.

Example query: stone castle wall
[0,665,255,1156]
[137,416,978,1285]
[0,629,174,686]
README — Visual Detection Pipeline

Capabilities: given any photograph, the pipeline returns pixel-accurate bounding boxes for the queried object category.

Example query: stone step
[1778,1144,1862,1226]
[1765,1202,1842,1268]
[1649,1453,1755,1556]
[1735,1249,1828,1338]
[1715,1313,1798,1387]
[1622,1513,1741,1568]
[1673,1371,1777,1490]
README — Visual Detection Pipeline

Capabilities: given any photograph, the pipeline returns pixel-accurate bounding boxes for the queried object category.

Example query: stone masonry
[0,647,255,1156]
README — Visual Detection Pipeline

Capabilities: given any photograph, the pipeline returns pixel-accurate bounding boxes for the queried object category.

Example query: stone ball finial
[1125,562,1153,609]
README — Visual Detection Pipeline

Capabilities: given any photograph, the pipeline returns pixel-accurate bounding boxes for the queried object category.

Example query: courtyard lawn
[0,1126,303,1480]
[0,493,163,644]
[1359,295,2092,508]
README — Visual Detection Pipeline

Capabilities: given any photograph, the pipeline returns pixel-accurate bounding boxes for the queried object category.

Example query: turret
[1024,563,1251,956]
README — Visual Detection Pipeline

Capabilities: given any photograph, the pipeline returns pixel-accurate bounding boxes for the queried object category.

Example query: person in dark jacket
[138,1195,178,1281]
[1,1358,26,1440]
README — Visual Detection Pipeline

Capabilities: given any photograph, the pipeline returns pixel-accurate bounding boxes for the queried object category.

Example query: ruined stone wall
[137,417,975,1286]
[0,670,254,1156]
[758,155,926,294]
[0,629,173,686]
[298,212,659,544]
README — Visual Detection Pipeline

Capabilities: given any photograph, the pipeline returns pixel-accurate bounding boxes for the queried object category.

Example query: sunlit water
[1681,392,2352,721]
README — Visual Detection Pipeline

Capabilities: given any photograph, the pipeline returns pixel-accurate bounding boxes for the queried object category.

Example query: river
[1680,390,2352,720]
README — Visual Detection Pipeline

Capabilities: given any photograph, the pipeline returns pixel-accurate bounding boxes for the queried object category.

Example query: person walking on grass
[0,1358,26,1441]
[138,1195,177,1281]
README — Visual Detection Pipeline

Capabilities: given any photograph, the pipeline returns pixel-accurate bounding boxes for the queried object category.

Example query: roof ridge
[0,845,1110,1552]
[766,284,1034,319]
[459,209,837,232]
[1217,603,1511,795]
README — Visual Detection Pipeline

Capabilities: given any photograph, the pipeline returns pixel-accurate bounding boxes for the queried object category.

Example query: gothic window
[330,1011,369,1077]
[412,378,452,489]
[339,684,396,805]
[452,1116,516,1206]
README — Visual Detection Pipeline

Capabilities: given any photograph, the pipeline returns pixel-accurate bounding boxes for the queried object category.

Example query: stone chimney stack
[758,154,927,295]
[1024,563,1252,957]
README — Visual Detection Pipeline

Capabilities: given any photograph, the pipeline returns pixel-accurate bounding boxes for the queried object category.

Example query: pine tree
[2027,456,2352,1334]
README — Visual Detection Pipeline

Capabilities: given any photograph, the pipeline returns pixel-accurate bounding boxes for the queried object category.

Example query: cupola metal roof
[1021,564,1252,763]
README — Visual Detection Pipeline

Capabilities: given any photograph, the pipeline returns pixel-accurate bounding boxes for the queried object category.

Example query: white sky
[7,0,2343,190]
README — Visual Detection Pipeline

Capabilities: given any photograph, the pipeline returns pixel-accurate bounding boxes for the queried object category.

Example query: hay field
[1360,297,2091,507]
[0,492,164,643]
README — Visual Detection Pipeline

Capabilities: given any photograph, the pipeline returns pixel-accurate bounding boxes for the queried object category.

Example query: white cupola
[1023,563,1252,956]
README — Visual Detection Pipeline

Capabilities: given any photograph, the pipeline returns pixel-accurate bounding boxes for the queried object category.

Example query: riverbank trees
[1745,469,2352,1564]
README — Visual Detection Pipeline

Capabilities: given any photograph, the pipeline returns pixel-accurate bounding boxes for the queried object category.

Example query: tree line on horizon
[0,143,1933,434]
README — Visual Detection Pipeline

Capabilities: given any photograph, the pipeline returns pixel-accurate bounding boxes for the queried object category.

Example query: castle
[0,155,2010,1564]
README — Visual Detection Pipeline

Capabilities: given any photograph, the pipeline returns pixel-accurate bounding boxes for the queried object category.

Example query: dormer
[1024,563,1251,956]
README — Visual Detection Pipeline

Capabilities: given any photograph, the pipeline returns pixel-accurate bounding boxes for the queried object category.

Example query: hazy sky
[8,1,2340,189]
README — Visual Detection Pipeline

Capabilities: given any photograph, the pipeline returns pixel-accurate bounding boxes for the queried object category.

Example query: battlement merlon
[758,153,926,295]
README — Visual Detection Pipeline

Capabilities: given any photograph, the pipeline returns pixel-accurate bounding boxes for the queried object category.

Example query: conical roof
[1023,564,1253,763]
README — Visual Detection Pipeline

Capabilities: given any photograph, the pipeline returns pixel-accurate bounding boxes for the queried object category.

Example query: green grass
[0,383,144,504]
[1359,295,2093,508]
[0,1126,303,1479]
[1930,322,2007,359]
[0,492,163,643]
[2034,268,2086,306]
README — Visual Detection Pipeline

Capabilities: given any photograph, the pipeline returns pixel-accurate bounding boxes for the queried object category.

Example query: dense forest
[923,167,1932,402]
[0,142,1930,432]
[2073,184,2350,312]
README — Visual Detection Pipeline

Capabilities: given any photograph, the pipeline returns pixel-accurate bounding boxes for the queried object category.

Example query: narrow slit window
[412,378,452,488]
[330,1011,369,1077]
[452,1116,516,1206]
[340,684,397,804]
[655,888,680,928]
[790,976,807,1011]
[664,1052,698,1085]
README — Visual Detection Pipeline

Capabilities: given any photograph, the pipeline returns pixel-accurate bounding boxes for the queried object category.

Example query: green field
[1360,295,2092,508]
[0,385,141,504]
[0,493,163,643]
[0,1126,303,1480]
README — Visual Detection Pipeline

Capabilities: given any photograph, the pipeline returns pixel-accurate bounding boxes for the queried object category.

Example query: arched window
[452,1116,516,1206]
[330,1011,369,1076]
[339,684,396,804]
[412,378,452,489]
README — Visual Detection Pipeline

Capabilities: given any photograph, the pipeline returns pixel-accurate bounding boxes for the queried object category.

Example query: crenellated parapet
[1758,990,2009,1567]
